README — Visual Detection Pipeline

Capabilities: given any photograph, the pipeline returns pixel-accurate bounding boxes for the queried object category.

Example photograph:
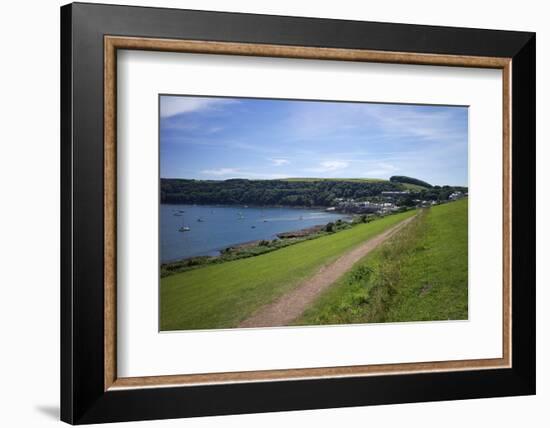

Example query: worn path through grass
[238,215,416,327]
[296,199,468,325]
[160,209,416,331]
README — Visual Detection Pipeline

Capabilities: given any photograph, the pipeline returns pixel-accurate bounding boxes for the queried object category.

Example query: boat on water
[197,218,205,222]
[178,226,191,232]
[173,213,183,217]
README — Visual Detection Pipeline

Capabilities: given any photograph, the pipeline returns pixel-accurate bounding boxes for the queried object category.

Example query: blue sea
[160,204,348,263]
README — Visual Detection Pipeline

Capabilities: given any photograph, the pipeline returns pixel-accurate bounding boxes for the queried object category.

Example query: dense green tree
[160,178,467,207]
[161,179,404,206]
[389,175,433,188]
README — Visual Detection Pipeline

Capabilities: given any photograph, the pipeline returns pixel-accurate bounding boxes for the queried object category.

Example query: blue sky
[160,95,468,186]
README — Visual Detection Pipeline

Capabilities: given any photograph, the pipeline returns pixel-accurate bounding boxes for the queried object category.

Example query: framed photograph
[61,2,535,424]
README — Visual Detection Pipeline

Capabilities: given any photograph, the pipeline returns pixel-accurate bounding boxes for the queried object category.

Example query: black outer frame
[60,2,536,424]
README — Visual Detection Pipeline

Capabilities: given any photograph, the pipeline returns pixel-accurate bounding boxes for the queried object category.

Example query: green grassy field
[279,177,387,183]
[277,177,428,191]
[399,182,430,191]
[160,210,415,331]
[277,177,430,190]
[296,198,468,325]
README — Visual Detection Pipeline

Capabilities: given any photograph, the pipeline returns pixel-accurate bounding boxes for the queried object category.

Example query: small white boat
[179,226,191,232]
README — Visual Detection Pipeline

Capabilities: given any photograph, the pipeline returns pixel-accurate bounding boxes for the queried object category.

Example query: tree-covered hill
[161,178,402,207]
[390,175,433,188]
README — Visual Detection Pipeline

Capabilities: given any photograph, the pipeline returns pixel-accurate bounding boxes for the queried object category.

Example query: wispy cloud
[361,161,399,177]
[160,97,236,118]
[239,172,288,179]
[307,160,349,173]
[364,106,461,141]
[271,158,290,166]
[161,95,468,185]
[200,168,239,176]
[286,102,466,145]
[321,161,348,170]
[199,167,286,180]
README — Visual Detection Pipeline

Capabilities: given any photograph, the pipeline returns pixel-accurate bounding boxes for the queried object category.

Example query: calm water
[161,204,348,263]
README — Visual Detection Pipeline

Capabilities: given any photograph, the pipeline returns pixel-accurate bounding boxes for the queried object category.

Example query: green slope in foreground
[160,210,415,331]
[296,198,468,325]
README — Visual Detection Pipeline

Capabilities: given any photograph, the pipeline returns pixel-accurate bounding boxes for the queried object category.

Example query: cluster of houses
[449,191,467,200]
[327,190,467,215]
[327,198,399,214]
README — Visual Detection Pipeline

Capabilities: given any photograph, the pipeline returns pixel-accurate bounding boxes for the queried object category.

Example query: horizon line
[159,176,468,187]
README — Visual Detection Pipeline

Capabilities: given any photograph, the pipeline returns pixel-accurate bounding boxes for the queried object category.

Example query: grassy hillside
[400,182,430,191]
[160,210,415,331]
[161,177,465,207]
[282,178,432,192]
[296,198,468,325]
[390,175,433,188]
[280,177,387,183]
[160,178,402,206]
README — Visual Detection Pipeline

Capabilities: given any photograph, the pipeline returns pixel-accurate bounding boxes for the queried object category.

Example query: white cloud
[321,160,348,170]
[285,101,466,145]
[305,160,349,173]
[240,172,288,179]
[160,97,236,118]
[199,168,286,180]
[271,158,290,166]
[365,162,399,177]
[200,168,239,176]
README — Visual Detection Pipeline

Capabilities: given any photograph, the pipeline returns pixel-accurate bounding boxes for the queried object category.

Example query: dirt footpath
[238,215,417,328]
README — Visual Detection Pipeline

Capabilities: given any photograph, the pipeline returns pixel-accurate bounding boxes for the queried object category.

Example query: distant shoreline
[162,221,336,266]
[226,224,328,250]
[160,212,358,278]
[160,204,350,265]
[161,201,331,211]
